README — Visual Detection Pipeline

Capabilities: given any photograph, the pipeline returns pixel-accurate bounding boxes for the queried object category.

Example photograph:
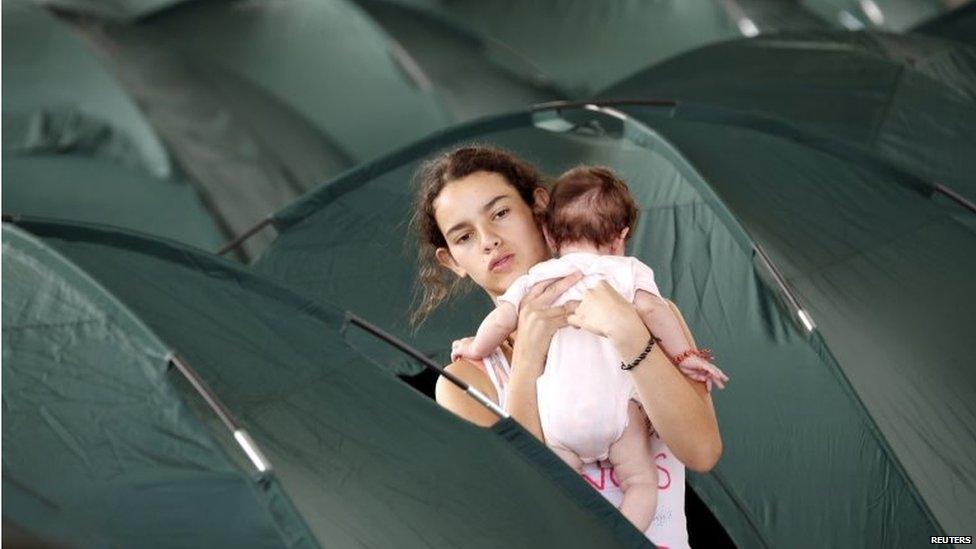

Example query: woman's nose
[482,233,501,252]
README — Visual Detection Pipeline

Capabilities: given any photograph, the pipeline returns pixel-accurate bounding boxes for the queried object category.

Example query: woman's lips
[489,253,515,273]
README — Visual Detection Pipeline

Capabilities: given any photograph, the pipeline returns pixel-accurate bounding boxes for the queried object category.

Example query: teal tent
[253,103,975,546]
[2,0,169,177]
[2,155,225,250]
[3,220,651,548]
[914,2,976,46]
[2,0,226,250]
[354,0,565,120]
[801,0,947,30]
[52,0,452,257]
[372,0,828,97]
[600,31,976,206]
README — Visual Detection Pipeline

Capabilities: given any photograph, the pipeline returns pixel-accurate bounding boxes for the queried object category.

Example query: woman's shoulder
[435,357,499,427]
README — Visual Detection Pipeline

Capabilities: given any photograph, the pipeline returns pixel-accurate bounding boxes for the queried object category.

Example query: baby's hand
[451,337,482,362]
[677,354,729,391]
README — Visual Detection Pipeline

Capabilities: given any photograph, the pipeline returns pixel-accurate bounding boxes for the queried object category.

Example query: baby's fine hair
[545,166,639,250]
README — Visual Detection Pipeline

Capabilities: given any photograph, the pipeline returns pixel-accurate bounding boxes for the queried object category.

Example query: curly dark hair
[409,145,547,327]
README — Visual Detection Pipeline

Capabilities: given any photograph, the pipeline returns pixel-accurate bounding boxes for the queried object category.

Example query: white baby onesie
[498,252,661,462]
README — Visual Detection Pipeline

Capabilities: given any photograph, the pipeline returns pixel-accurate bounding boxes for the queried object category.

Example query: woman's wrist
[607,310,651,356]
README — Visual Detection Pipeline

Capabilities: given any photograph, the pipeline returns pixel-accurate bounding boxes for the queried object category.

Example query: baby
[452,166,728,532]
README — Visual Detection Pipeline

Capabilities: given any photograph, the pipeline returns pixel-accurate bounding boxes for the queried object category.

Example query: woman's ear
[435,247,468,278]
[542,226,558,254]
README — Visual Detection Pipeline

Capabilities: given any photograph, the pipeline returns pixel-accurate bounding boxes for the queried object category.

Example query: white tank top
[483,349,691,549]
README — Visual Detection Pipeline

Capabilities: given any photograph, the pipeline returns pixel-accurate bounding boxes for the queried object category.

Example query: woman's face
[433,171,550,298]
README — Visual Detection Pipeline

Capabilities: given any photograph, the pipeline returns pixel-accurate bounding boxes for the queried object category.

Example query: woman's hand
[509,271,584,376]
[505,270,582,442]
[567,280,646,343]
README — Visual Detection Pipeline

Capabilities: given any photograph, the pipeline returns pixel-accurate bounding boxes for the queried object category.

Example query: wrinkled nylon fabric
[17,219,651,548]
[2,226,311,548]
[601,31,976,206]
[621,111,975,537]
[255,108,952,546]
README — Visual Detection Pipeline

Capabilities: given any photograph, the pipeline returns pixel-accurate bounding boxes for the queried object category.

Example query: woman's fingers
[530,271,582,306]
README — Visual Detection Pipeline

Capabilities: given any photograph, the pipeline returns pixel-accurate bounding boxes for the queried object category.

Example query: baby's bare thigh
[608,401,657,485]
[550,445,585,473]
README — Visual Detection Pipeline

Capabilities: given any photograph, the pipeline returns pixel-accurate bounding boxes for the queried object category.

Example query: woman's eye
[455,233,471,244]
[494,208,510,220]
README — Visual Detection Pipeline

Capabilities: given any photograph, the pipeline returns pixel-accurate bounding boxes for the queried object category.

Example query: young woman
[410,146,722,547]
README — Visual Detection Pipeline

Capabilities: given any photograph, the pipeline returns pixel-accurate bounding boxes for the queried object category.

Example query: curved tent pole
[167,352,273,475]
[217,215,273,257]
[344,312,509,420]
[934,183,976,215]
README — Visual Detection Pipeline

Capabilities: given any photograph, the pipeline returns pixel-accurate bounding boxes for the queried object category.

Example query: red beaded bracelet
[672,348,714,365]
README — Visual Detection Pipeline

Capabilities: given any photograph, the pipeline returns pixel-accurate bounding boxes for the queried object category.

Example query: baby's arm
[452,302,519,361]
[634,290,729,389]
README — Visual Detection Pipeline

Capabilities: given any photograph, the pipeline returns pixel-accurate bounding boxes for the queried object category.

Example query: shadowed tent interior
[600,31,976,206]
[252,103,974,547]
[3,220,654,548]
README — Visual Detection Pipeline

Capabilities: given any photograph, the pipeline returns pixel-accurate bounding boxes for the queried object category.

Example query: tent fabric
[373,0,828,98]
[65,18,356,258]
[801,0,946,30]
[4,219,652,548]
[600,31,976,206]
[354,0,565,120]
[2,225,314,548]
[58,0,453,257]
[914,2,976,46]
[2,0,170,178]
[254,104,971,546]
[2,154,225,251]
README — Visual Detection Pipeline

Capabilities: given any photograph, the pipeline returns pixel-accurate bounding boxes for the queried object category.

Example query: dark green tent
[801,0,947,30]
[600,31,976,207]
[372,0,828,97]
[353,0,565,120]
[2,0,226,250]
[252,103,975,546]
[914,2,976,46]
[3,220,651,548]
[50,0,452,257]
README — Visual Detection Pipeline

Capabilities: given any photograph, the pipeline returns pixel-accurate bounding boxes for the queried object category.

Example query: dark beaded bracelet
[621,335,660,371]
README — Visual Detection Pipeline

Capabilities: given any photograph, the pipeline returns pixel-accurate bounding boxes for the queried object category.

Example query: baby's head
[543,166,638,256]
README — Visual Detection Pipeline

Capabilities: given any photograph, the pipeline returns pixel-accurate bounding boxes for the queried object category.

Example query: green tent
[801,0,946,30]
[2,0,226,250]
[354,0,565,120]
[914,2,976,46]
[53,0,453,257]
[600,31,976,207]
[2,155,225,251]
[2,0,170,178]
[3,220,651,548]
[373,0,828,97]
[253,104,975,546]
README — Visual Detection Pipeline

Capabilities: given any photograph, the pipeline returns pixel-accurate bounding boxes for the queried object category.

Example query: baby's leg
[550,445,585,473]
[608,400,658,532]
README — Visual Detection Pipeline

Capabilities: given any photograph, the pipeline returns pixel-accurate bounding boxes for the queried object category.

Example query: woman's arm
[435,359,501,427]
[437,272,583,441]
[568,281,722,472]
